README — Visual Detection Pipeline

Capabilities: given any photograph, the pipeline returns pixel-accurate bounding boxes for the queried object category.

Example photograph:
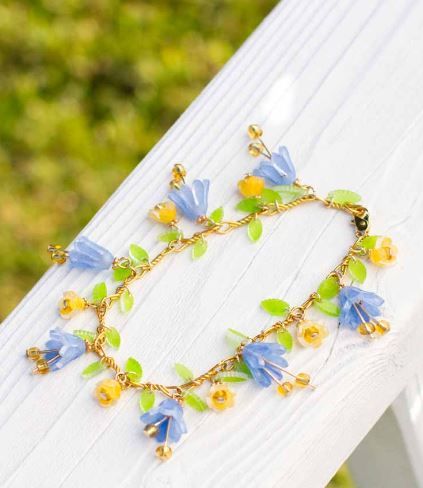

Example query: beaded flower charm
[26,124,397,460]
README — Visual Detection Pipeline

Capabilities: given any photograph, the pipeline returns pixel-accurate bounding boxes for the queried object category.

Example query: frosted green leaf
[92,282,107,303]
[261,298,290,316]
[158,229,182,243]
[276,329,293,352]
[174,363,194,382]
[113,268,132,282]
[81,361,105,379]
[236,198,262,213]
[273,184,306,203]
[248,218,262,242]
[215,372,249,382]
[105,327,121,349]
[261,188,282,204]
[314,299,340,317]
[192,238,207,260]
[209,206,224,223]
[327,189,361,204]
[348,259,367,284]
[317,276,340,300]
[233,360,253,378]
[361,235,378,249]
[225,328,249,348]
[125,357,143,382]
[129,243,149,265]
[73,329,96,343]
[184,391,208,412]
[120,289,134,313]
[139,390,155,412]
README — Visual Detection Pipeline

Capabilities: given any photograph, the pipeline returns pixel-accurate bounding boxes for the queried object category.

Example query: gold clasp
[47,244,68,264]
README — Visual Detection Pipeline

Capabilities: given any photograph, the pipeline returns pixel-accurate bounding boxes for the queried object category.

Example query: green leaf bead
[81,361,106,379]
[158,229,183,243]
[261,298,290,316]
[125,357,143,382]
[248,218,262,242]
[184,391,208,412]
[129,243,149,265]
[92,282,107,303]
[360,235,379,249]
[314,299,340,317]
[327,189,361,204]
[139,390,155,412]
[317,276,340,300]
[261,188,281,204]
[236,198,262,213]
[174,363,194,382]
[113,267,132,282]
[273,184,306,203]
[105,327,121,349]
[276,329,293,352]
[348,259,367,284]
[225,328,249,348]
[233,360,253,378]
[73,329,96,343]
[192,238,207,260]
[215,372,249,382]
[120,289,134,313]
[209,206,224,223]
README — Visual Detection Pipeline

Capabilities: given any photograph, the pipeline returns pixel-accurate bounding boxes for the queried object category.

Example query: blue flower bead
[253,146,296,186]
[339,286,384,330]
[168,179,210,221]
[44,328,86,371]
[140,398,187,443]
[242,342,288,387]
[68,236,114,270]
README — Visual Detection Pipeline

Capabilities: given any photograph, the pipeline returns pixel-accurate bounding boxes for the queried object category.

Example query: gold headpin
[47,244,68,264]
[247,124,272,159]
[169,163,187,190]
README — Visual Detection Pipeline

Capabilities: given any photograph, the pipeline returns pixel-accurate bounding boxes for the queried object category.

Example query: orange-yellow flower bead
[95,379,122,407]
[369,237,398,267]
[297,320,329,348]
[238,175,265,198]
[149,201,178,225]
[58,291,86,319]
[206,383,235,411]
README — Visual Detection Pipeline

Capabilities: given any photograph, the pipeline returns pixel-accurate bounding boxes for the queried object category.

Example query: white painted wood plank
[2,0,423,487]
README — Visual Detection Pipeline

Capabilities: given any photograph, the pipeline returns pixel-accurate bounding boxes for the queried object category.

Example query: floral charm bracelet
[26,125,398,461]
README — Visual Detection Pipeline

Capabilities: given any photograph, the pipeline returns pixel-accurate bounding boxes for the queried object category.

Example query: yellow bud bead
[206,383,236,411]
[149,201,178,225]
[58,291,86,319]
[238,175,265,198]
[297,320,329,348]
[295,373,311,388]
[248,142,264,157]
[277,381,294,396]
[369,237,398,267]
[156,445,173,461]
[247,124,263,139]
[95,379,122,407]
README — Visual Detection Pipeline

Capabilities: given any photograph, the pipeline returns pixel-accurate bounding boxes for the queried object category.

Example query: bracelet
[26,125,397,461]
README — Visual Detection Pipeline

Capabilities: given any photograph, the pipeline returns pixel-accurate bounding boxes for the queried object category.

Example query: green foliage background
[0,2,354,485]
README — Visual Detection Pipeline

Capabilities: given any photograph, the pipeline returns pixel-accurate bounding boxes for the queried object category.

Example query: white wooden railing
[1,0,423,487]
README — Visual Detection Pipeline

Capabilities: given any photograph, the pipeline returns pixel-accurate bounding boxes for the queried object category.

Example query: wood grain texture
[2,0,423,486]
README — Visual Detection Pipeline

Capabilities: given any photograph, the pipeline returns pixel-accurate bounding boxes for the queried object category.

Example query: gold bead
[156,444,173,461]
[26,347,41,361]
[144,423,159,438]
[247,124,263,139]
[34,359,49,375]
[248,142,264,157]
[358,322,376,336]
[375,319,390,335]
[295,373,311,388]
[277,381,294,396]
[170,164,187,189]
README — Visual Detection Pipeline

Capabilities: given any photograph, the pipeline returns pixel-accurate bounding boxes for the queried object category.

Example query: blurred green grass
[0,2,354,485]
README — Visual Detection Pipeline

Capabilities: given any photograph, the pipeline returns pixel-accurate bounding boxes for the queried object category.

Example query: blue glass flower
[68,236,114,270]
[242,342,288,387]
[253,146,296,186]
[339,286,384,330]
[140,398,187,443]
[44,328,86,371]
[168,179,210,221]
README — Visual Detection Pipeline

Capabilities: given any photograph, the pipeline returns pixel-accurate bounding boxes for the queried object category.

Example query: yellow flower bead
[369,237,398,267]
[58,291,86,319]
[238,175,265,198]
[206,383,235,411]
[95,379,122,407]
[149,201,178,225]
[297,320,329,348]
